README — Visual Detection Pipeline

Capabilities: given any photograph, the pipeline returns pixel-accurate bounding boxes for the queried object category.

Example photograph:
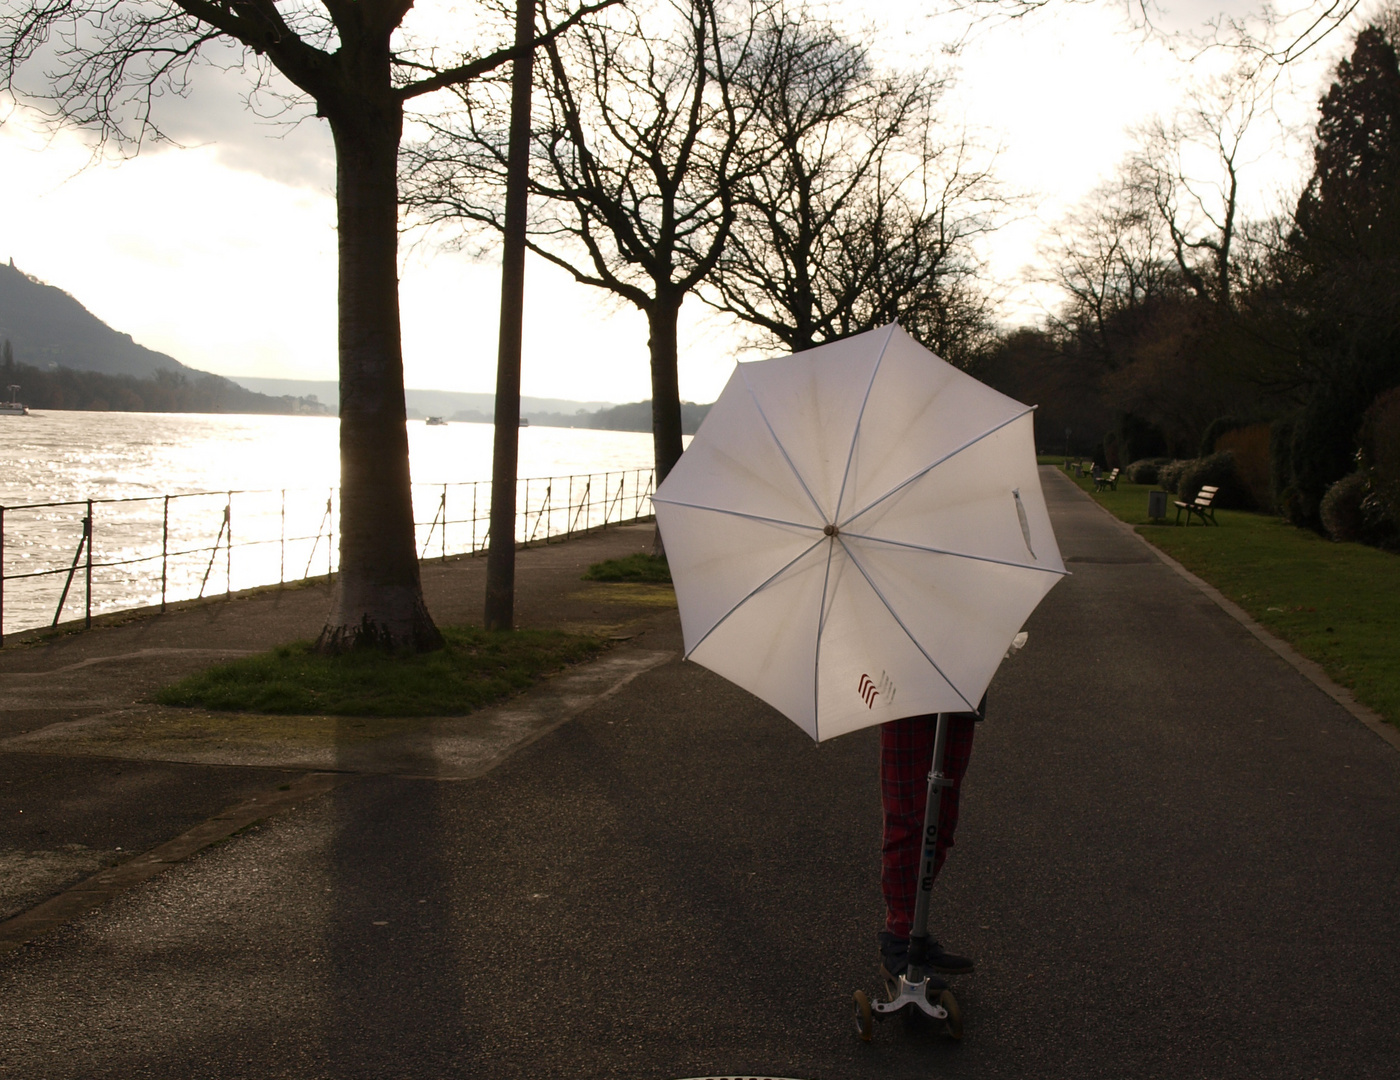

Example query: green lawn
[155,626,607,716]
[582,552,672,583]
[1059,467,1400,729]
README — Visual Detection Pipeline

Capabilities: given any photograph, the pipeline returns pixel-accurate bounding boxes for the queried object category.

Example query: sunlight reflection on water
[0,411,661,634]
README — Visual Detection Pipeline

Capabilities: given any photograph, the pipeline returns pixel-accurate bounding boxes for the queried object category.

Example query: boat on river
[426,416,447,426]
[1,385,27,416]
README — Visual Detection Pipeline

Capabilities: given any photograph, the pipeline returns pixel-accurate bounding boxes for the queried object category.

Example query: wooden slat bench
[1095,467,1120,491]
[1175,484,1219,525]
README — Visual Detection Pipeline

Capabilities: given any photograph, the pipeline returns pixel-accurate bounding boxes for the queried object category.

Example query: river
[0,410,660,636]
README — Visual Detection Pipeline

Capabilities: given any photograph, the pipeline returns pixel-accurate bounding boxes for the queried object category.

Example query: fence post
[522,478,529,547]
[327,489,334,579]
[161,495,169,612]
[85,499,93,629]
[442,484,448,562]
[472,482,478,554]
[224,493,232,599]
[280,489,286,585]
[1,505,6,647]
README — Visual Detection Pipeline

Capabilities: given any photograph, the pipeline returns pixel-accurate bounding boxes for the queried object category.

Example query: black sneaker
[879,931,975,979]
[878,932,949,992]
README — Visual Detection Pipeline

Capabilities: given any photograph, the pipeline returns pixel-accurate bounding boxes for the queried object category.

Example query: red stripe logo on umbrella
[859,674,880,708]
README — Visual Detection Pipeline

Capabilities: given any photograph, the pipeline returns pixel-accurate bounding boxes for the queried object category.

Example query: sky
[0,0,1367,406]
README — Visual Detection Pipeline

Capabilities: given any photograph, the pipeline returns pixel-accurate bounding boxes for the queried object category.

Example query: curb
[0,771,348,953]
[1047,468,1400,755]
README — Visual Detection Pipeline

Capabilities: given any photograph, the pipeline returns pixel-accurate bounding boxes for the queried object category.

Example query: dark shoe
[925,938,975,976]
[880,931,974,979]
[878,932,949,991]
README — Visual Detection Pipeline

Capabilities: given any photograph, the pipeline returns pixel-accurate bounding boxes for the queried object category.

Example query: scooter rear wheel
[853,990,874,1042]
[937,989,963,1040]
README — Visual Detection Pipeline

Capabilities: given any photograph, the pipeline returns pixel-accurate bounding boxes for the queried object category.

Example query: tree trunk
[317,104,443,653]
[648,293,686,484]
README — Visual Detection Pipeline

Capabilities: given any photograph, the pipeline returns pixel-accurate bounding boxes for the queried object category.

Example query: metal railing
[0,467,655,644]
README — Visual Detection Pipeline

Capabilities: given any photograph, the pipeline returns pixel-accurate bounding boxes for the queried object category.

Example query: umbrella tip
[824,523,838,537]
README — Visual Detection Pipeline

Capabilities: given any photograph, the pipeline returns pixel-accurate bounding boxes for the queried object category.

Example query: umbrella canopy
[653,323,1066,742]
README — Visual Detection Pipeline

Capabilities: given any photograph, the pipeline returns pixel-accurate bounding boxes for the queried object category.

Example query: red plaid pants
[880,711,977,938]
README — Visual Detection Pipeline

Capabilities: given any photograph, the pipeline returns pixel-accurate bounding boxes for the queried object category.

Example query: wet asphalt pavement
[1,473,1398,1079]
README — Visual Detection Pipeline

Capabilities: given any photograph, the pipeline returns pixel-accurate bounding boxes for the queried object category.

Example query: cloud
[136,51,336,193]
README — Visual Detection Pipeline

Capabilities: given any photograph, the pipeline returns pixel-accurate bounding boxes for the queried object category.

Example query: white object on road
[654,323,1066,742]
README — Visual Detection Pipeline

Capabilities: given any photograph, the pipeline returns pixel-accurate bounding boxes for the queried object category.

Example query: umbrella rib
[648,496,822,534]
[839,406,1036,528]
[682,535,827,662]
[837,537,978,712]
[812,537,837,743]
[841,531,1068,577]
[737,363,827,522]
[833,322,898,524]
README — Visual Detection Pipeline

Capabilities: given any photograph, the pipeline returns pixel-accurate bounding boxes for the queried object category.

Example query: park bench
[1095,467,1120,491]
[1175,484,1219,525]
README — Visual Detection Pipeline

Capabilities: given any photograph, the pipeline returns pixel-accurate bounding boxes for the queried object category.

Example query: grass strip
[1059,468,1400,730]
[154,626,607,717]
[583,552,672,583]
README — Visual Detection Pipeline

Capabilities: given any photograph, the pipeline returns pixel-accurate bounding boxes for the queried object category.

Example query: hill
[0,259,196,378]
[583,400,712,435]
[0,262,325,415]
[230,378,616,423]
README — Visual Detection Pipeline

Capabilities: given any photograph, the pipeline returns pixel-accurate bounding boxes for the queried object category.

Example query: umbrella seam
[649,497,822,534]
[839,406,1037,528]
[833,322,899,525]
[837,537,978,712]
[681,535,827,663]
[737,363,827,522]
[840,531,1069,576]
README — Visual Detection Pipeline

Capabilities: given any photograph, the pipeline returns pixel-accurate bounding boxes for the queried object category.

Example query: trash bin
[1148,490,1167,519]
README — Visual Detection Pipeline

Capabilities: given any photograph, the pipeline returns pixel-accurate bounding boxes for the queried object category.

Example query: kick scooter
[853,708,964,1041]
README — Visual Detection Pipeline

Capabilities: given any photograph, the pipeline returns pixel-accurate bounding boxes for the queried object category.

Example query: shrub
[1321,472,1369,541]
[1320,471,1399,548]
[1199,416,1246,458]
[1177,451,1253,509]
[1216,423,1274,513]
[1116,413,1169,466]
[1125,457,1170,485]
[1359,386,1400,525]
[1271,415,1301,523]
[1157,459,1192,494]
[1288,362,1398,529]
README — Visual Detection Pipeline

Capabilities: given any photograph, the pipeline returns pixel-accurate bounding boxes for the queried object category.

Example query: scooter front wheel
[853,990,874,1042]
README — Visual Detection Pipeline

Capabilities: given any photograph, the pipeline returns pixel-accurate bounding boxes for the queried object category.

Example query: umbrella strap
[907,712,953,979]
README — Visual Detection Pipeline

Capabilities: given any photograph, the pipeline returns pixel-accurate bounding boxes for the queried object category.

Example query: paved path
[0,525,663,922]
[1,476,1397,1079]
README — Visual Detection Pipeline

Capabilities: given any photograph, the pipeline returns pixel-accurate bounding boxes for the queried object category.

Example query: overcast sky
[0,0,1364,405]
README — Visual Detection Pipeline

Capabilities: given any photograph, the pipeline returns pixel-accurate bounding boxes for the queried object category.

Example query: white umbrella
[653,323,1066,742]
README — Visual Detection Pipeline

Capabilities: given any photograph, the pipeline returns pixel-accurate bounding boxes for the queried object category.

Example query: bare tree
[0,0,609,651]
[1039,176,1177,367]
[402,0,768,485]
[704,10,1001,362]
[1127,66,1265,309]
[953,0,1369,69]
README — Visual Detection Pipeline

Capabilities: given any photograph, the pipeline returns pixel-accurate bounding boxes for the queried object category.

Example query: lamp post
[484,0,537,632]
